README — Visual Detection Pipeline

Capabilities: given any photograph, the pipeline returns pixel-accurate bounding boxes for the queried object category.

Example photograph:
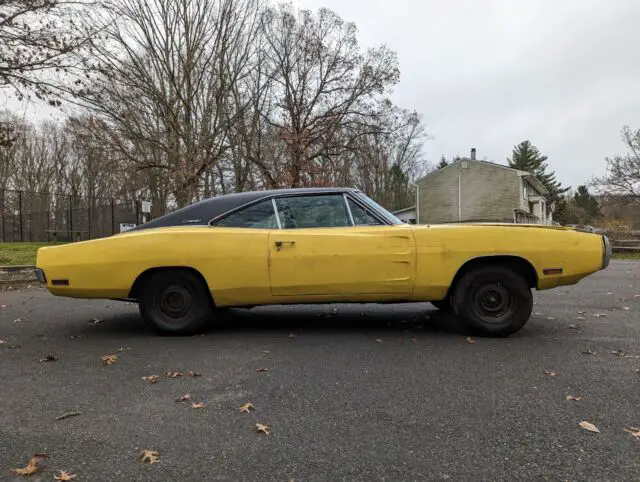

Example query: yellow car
[35,188,611,336]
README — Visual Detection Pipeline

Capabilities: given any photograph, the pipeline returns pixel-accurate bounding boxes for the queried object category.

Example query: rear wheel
[452,266,533,337]
[138,270,214,335]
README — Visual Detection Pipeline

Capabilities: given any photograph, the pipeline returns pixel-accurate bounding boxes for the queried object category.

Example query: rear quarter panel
[36,227,271,304]
[410,224,604,300]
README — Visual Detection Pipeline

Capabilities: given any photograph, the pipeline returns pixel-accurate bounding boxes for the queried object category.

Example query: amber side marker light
[543,268,563,275]
[51,279,69,286]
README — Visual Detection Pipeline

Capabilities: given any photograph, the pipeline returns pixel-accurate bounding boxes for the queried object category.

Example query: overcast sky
[294,0,640,190]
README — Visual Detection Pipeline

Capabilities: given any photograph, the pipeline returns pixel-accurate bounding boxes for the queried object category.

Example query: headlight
[601,236,611,270]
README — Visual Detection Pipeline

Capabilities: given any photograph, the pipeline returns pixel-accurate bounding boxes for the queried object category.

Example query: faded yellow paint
[36,222,606,306]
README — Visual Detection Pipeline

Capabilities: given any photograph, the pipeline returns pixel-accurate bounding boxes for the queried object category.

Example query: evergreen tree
[437,156,449,169]
[573,185,601,220]
[507,140,569,203]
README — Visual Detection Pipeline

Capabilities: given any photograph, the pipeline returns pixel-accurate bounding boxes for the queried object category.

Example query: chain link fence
[0,189,148,242]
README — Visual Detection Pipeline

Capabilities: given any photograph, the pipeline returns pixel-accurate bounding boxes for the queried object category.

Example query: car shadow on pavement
[81,303,473,338]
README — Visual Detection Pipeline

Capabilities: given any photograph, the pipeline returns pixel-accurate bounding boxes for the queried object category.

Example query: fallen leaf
[166,371,183,378]
[13,317,24,323]
[55,411,82,421]
[465,337,477,344]
[611,350,626,356]
[576,316,586,321]
[256,367,268,372]
[0,339,5,344]
[592,313,607,318]
[256,423,271,435]
[634,294,640,298]
[607,292,614,295]
[102,354,118,365]
[187,371,202,377]
[239,402,254,413]
[624,427,640,439]
[579,421,600,433]
[578,311,586,315]
[139,450,160,464]
[11,454,49,476]
[544,370,558,376]
[117,346,130,352]
[89,318,101,325]
[568,324,579,329]
[411,338,417,343]
[176,394,192,402]
[142,375,160,383]
[40,352,59,362]
[54,470,77,481]
[566,395,582,401]
[263,350,270,354]
[0,304,8,308]
[191,402,206,409]
[622,307,630,311]
[582,350,596,356]
[375,338,383,343]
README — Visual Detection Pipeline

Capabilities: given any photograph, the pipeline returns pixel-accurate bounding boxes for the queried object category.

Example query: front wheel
[138,270,214,335]
[452,266,533,337]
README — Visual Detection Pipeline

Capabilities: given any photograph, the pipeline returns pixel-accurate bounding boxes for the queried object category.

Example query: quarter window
[347,198,382,226]
[275,195,351,229]
[213,199,278,228]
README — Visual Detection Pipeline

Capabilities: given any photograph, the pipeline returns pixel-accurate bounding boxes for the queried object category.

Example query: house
[392,205,416,224]
[414,149,552,225]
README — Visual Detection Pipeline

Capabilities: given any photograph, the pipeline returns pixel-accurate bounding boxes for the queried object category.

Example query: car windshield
[353,192,404,225]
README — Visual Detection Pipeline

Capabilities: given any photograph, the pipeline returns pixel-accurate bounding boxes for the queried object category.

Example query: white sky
[294,0,640,190]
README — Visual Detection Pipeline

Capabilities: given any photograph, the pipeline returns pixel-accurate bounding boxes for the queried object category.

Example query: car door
[268,194,416,297]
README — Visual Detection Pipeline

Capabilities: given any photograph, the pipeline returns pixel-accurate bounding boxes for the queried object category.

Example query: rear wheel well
[447,256,538,298]
[129,267,213,304]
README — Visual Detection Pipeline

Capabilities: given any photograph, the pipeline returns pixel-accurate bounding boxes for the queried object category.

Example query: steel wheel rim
[471,282,515,325]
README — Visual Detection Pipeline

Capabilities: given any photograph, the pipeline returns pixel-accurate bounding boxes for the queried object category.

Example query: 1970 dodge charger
[35,187,611,336]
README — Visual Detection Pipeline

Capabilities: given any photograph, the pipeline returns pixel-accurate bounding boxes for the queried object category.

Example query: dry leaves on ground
[288,332,296,339]
[139,450,160,464]
[166,371,183,378]
[102,354,118,365]
[593,313,607,318]
[579,421,600,433]
[576,316,586,321]
[568,324,579,329]
[375,338,383,343]
[40,352,59,362]
[13,317,24,323]
[566,395,582,401]
[544,370,558,376]
[622,307,630,311]
[89,318,101,325]
[11,453,49,476]
[0,304,8,308]
[256,423,271,435]
[142,375,160,383]
[624,427,640,439]
[176,394,192,402]
[117,346,130,352]
[54,470,77,481]
[186,371,202,377]
[465,337,476,344]
[239,402,254,413]
[582,350,597,355]
[191,402,206,409]
[256,367,268,372]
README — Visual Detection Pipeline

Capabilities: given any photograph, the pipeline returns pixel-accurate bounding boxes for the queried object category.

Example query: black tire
[138,270,214,335]
[430,298,452,311]
[452,266,533,337]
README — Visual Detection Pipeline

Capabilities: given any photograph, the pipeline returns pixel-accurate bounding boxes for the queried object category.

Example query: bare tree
[0,0,102,100]
[594,126,640,201]
[258,4,400,187]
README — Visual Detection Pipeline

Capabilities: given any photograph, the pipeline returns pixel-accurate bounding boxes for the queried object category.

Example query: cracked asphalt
[1,261,639,481]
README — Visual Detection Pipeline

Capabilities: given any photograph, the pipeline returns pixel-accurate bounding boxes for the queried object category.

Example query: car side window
[275,195,351,229]
[347,198,382,226]
[213,200,278,229]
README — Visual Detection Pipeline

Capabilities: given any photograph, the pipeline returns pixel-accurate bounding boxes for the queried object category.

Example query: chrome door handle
[275,240,296,251]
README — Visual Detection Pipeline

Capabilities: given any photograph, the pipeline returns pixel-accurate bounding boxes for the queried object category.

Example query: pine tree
[437,156,449,169]
[573,185,601,220]
[507,141,569,202]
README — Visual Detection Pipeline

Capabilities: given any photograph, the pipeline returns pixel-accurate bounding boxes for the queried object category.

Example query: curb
[0,265,38,283]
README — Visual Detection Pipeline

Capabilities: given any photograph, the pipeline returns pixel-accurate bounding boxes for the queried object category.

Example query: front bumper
[35,268,47,284]
[602,235,611,269]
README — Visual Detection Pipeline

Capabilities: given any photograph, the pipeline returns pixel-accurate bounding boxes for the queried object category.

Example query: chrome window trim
[271,198,282,229]
[343,193,356,226]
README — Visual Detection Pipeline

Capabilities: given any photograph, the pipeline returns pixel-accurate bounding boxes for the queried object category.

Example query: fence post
[111,198,115,235]
[69,195,73,242]
[18,190,23,242]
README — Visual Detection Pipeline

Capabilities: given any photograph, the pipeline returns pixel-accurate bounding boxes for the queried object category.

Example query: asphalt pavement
[1,261,639,481]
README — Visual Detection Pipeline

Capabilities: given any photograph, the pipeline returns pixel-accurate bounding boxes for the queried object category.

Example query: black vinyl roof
[129,187,357,232]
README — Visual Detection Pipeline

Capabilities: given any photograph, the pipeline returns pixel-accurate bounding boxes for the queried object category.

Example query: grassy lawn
[0,242,67,266]
[612,251,640,261]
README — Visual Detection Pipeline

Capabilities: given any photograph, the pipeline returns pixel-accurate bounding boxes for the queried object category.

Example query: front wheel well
[128,267,213,303]
[447,256,538,298]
